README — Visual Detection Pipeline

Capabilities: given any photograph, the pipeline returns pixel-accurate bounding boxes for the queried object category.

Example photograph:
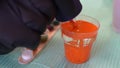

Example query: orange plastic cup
[61,15,100,64]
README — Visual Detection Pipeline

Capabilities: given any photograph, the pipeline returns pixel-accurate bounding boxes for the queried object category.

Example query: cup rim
[61,14,100,35]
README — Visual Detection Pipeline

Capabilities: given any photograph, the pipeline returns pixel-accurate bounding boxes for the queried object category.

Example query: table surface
[1,0,120,68]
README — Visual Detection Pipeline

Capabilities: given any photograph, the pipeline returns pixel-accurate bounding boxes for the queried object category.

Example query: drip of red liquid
[70,20,77,28]
[70,20,81,33]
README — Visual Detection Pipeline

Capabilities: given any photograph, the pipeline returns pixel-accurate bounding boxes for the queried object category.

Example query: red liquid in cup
[61,20,98,64]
